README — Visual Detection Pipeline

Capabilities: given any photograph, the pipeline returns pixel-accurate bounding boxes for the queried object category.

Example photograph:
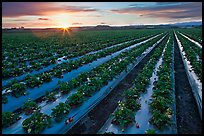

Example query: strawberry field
[2,28,202,134]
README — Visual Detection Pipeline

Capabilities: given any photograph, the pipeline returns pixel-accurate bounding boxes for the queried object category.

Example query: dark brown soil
[173,34,202,134]
[67,40,163,134]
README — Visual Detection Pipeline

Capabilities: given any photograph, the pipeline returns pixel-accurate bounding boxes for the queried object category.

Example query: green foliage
[39,72,52,82]
[104,132,115,134]
[2,112,20,128]
[10,83,26,97]
[22,111,52,134]
[22,99,40,115]
[25,75,42,88]
[112,34,169,130]
[51,102,70,122]
[59,82,71,94]
[43,90,57,102]
[149,35,174,130]
[112,103,135,128]
[176,32,202,82]
[124,98,141,112]
[145,129,156,134]
[66,92,85,107]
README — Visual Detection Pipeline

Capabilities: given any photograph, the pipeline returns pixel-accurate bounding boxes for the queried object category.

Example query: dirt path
[66,41,163,134]
[173,34,202,134]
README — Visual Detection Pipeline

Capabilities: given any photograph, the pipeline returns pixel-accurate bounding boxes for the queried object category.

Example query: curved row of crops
[2,33,165,106]
[99,33,178,135]
[110,35,168,131]
[2,30,163,80]
[176,28,202,44]
[2,31,167,134]
[2,33,161,86]
[149,34,175,130]
[2,33,160,88]
[175,31,202,82]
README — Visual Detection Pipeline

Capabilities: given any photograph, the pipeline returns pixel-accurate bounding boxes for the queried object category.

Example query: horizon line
[2,21,202,29]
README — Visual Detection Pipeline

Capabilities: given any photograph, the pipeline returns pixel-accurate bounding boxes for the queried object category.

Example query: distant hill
[169,21,202,27]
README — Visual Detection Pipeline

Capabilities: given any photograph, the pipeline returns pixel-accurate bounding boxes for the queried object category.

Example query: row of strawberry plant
[111,35,168,130]
[149,35,175,130]
[61,34,165,92]
[176,28,202,44]
[177,32,201,58]
[3,30,137,74]
[2,33,164,100]
[16,34,167,134]
[2,33,157,88]
[2,33,166,132]
[22,111,52,134]
[175,32,202,82]
[3,30,163,79]
[49,34,167,123]
[2,99,41,129]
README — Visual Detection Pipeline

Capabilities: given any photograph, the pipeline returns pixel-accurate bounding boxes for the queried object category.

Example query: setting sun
[58,21,70,29]
[59,23,69,29]
[54,13,71,29]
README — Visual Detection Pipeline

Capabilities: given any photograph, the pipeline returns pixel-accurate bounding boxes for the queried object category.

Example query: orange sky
[2,2,202,28]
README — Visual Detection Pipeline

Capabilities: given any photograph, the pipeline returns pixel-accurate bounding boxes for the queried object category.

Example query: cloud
[72,22,83,25]
[93,15,102,17]
[128,2,154,7]
[2,21,56,28]
[2,2,99,17]
[111,2,202,20]
[74,15,102,18]
[12,19,31,21]
[38,18,49,20]
[2,2,57,17]
[65,6,98,12]
[155,2,186,6]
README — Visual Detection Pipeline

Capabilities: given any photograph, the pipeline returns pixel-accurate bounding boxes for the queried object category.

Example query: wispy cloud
[111,2,202,20]
[2,21,56,28]
[72,22,83,25]
[38,18,49,20]
[100,22,107,24]
[12,19,31,22]
[74,15,102,18]
[93,15,102,17]
[65,6,98,13]
[155,2,188,6]
[2,2,99,17]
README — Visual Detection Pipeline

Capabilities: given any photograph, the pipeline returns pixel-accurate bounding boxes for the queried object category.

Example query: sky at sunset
[2,2,202,28]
